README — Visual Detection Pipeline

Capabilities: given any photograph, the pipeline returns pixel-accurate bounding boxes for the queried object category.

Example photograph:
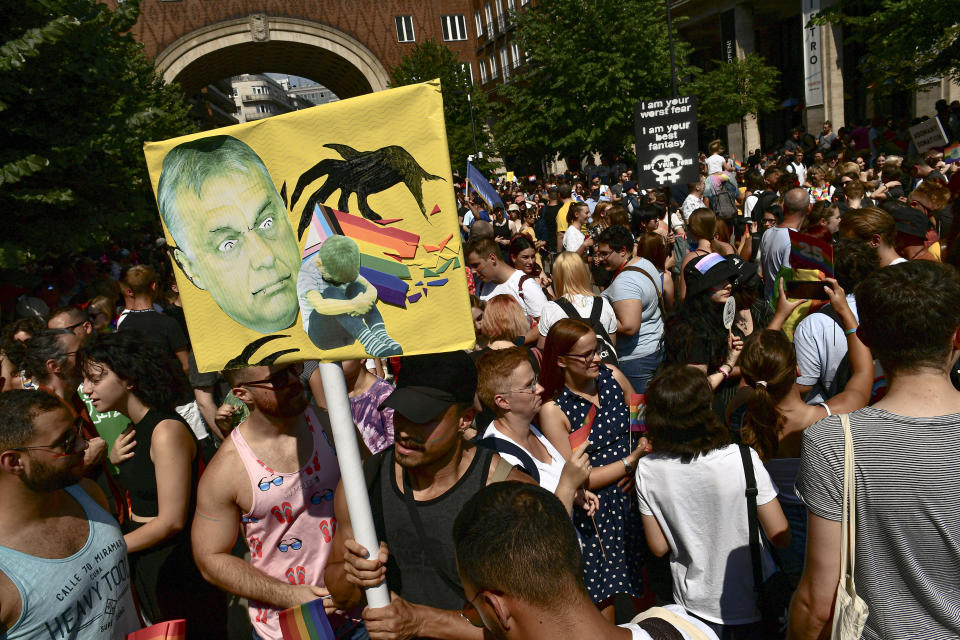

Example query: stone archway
[155,15,390,99]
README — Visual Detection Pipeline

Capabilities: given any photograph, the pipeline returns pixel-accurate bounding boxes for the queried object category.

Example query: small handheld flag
[278,598,335,640]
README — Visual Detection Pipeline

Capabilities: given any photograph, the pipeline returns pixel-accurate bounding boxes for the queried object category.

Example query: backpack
[711,186,738,221]
[553,296,618,366]
[752,190,779,224]
[534,212,549,248]
[815,304,852,399]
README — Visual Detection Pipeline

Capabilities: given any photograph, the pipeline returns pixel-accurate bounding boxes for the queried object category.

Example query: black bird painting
[290,143,444,223]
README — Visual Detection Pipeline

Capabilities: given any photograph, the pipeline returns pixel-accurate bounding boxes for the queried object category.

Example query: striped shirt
[796,407,960,640]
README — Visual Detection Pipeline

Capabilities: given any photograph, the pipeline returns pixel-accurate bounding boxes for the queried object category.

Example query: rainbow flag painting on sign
[944,142,960,164]
[788,230,834,277]
[278,598,335,640]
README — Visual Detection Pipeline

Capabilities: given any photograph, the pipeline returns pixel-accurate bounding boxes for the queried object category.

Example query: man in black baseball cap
[325,351,534,640]
[890,205,938,262]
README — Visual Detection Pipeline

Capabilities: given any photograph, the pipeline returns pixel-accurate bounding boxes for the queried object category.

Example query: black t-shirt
[541,203,561,252]
[117,309,188,358]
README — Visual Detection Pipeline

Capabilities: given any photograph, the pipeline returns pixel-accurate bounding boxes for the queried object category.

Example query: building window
[395,15,415,43]
[256,105,271,113]
[508,0,516,9]
[475,10,484,36]
[441,15,468,41]
[495,0,504,31]
[489,55,498,79]
[500,47,510,80]
[511,42,522,68]
[480,59,489,84]
[484,3,493,35]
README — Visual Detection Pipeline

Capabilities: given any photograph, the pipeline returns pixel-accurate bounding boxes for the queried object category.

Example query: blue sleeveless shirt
[0,484,140,639]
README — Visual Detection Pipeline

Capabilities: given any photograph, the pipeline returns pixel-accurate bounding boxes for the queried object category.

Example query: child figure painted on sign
[297,235,403,357]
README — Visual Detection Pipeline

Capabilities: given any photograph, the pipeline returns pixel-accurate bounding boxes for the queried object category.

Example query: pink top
[232,407,339,640]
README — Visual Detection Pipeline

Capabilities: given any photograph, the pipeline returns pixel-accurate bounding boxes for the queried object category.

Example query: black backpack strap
[589,296,604,324]
[636,618,685,640]
[553,296,579,319]
[621,265,666,320]
[738,444,764,592]
[476,437,541,484]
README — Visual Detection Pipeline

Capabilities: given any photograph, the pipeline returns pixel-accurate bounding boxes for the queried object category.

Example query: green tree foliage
[389,39,498,176]
[495,0,694,170]
[0,0,194,268]
[812,0,960,93]
[686,53,780,151]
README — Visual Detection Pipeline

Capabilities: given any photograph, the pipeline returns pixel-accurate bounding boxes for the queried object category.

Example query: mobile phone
[785,280,830,300]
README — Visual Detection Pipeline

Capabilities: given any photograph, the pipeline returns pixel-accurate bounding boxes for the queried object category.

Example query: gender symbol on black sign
[633,96,699,190]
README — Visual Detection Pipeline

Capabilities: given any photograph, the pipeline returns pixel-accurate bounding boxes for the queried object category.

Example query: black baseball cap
[725,253,760,290]
[890,205,930,239]
[379,351,477,423]
[684,252,738,297]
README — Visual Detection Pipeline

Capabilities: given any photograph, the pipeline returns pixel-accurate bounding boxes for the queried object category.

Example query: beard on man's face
[21,457,79,492]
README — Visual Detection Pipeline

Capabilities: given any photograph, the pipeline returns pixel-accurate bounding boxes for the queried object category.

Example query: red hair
[540,318,592,401]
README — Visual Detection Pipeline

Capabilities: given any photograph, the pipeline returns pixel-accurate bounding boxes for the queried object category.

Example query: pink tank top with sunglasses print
[231,407,339,640]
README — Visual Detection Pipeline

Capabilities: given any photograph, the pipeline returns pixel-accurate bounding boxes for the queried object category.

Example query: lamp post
[665,0,678,98]
[467,91,479,158]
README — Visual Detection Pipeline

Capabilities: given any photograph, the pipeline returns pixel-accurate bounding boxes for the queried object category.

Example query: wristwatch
[622,458,634,474]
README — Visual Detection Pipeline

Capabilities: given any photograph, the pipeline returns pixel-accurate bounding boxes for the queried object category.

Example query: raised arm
[820,278,872,414]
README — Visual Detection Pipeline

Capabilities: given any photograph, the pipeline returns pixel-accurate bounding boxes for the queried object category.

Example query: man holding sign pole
[324,351,536,640]
[192,364,342,640]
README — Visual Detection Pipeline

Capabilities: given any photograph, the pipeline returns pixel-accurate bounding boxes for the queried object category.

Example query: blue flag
[466,161,504,210]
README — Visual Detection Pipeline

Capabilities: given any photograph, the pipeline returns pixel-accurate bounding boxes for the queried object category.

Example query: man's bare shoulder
[197,435,246,505]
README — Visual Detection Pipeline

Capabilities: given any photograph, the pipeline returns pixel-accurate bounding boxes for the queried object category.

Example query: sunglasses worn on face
[11,418,85,457]
[241,363,304,390]
[461,589,503,628]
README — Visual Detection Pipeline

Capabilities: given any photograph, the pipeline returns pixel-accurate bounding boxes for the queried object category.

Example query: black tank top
[375,446,494,611]
[118,408,199,519]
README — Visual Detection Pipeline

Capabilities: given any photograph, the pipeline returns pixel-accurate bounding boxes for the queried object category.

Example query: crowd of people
[1,107,959,640]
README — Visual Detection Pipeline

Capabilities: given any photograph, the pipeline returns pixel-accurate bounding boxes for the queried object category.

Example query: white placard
[802,0,823,107]
[909,118,949,153]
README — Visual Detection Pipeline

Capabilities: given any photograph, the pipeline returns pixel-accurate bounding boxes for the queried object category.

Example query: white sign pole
[318,361,391,609]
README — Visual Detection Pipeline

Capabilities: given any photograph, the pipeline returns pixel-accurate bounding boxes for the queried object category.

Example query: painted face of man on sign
[157,136,301,333]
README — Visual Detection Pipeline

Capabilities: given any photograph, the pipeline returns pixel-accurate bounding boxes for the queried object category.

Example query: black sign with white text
[634,95,699,191]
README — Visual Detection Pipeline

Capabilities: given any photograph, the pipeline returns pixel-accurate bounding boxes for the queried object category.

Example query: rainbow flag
[731,155,743,172]
[278,598,335,640]
[568,404,597,449]
[127,620,186,640]
[629,394,646,433]
[788,230,834,277]
[944,142,960,164]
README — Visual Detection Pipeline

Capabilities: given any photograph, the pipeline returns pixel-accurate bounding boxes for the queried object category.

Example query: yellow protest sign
[505,171,515,183]
[144,81,474,372]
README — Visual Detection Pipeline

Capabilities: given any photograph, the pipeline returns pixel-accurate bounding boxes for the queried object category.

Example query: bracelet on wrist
[844,326,858,336]
[621,458,634,474]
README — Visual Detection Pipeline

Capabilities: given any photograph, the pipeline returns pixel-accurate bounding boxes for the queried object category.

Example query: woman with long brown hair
[734,279,872,578]
[538,319,646,621]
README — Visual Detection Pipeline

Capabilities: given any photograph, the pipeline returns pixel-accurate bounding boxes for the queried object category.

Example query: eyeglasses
[501,375,538,395]
[565,349,599,363]
[240,363,304,390]
[761,218,777,226]
[11,418,85,457]
[461,589,502,628]
[596,249,614,259]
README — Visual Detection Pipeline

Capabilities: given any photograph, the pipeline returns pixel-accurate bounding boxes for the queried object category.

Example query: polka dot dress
[556,365,645,604]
